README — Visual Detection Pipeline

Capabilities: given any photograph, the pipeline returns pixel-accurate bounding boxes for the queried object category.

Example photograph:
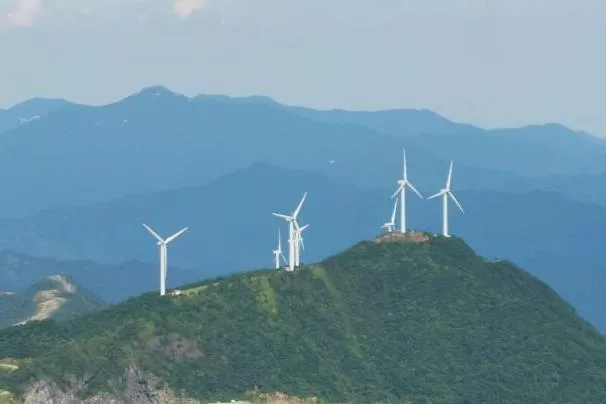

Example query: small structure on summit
[375,231,429,244]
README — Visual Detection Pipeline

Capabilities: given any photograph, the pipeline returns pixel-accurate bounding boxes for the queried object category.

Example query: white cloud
[1,0,208,28]
[173,0,204,19]
[5,0,43,27]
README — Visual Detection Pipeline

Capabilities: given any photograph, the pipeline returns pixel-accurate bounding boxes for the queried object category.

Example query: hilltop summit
[0,275,106,328]
[1,238,606,403]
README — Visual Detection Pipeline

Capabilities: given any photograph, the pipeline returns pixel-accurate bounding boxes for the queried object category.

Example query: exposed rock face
[23,367,201,404]
[22,373,320,404]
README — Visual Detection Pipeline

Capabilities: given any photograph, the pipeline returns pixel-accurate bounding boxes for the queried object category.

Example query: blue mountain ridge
[1,86,606,219]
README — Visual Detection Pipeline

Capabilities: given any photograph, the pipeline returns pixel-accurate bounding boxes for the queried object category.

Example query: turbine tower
[391,148,423,233]
[142,224,188,296]
[427,161,464,237]
[272,192,307,271]
[381,198,398,233]
[294,223,309,267]
[272,228,287,269]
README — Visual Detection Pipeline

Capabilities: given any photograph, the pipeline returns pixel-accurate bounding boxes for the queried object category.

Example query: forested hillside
[1,236,605,403]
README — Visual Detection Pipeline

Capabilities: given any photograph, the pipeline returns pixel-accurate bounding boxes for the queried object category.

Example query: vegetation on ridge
[1,237,606,403]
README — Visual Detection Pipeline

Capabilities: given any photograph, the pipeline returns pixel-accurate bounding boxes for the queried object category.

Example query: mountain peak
[115,85,189,106]
[37,275,79,294]
[8,97,70,113]
[137,85,179,97]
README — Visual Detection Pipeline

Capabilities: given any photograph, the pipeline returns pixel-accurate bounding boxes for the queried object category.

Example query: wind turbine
[391,148,423,233]
[142,224,188,296]
[381,198,398,233]
[272,228,287,269]
[294,224,309,267]
[427,160,464,237]
[272,192,307,271]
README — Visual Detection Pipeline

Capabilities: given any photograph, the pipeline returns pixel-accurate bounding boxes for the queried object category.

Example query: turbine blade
[390,184,403,199]
[406,181,424,199]
[427,190,445,200]
[403,148,407,180]
[165,227,188,243]
[293,192,307,218]
[300,237,305,251]
[272,213,291,221]
[390,198,398,222]
[142,223,164,242]
[446,160,454,189]
[299,224,310,232]
[448,191,465,213]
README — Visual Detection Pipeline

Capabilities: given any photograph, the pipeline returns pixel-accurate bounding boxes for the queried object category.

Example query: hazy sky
[1,0,605,135]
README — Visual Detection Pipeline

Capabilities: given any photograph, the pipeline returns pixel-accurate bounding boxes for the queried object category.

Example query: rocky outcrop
[23,367,200,404]
[22,373,320,404]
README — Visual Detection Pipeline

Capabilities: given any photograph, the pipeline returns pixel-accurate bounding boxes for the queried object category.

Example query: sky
[1,0,605,135]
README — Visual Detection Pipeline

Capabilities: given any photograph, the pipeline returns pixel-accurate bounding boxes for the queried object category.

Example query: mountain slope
[1,163,606,329]
[0,275,106,328]
[1,237,606,403]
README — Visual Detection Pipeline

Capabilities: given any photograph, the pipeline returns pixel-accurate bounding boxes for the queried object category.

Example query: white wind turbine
[142,224,188,296]
[294,223,309,267]
[381,198,398,233]
[391,148,423,233]
[427,160,464,237]
[272,192,307,272]
[272,228,287,269]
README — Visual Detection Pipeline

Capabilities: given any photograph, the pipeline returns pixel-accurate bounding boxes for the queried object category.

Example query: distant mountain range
[0,275,106,328]
[1,163,606,330]
[1,237,605,403]
[1,86,606,217]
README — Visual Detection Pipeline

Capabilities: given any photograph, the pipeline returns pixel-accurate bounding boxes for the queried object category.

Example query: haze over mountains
[2,85,606,331]
[2,86,606,217]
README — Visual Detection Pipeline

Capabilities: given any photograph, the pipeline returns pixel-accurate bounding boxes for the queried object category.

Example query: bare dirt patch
[255,392,319,404]
[374,231,429,244]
